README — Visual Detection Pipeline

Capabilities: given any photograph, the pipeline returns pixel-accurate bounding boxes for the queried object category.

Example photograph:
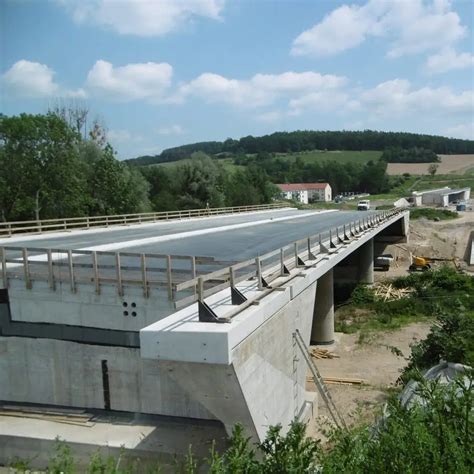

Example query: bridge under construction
[0,204,409,463]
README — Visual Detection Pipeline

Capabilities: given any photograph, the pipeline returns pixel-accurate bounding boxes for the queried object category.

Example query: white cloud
[359,79,473,116]
[108,129,144,143]
[444,123,474,140]
[86,60,173,101]
[2,60,86,98]
[425,48,474,74]
[291,0,466,58]
[2,60,59,97]
[175,71,347,107]
[255,111,283,123]
[61,0,225,36]
[157,124,184,135]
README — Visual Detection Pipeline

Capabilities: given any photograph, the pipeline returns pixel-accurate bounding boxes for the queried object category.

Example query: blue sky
[1,0,473,159]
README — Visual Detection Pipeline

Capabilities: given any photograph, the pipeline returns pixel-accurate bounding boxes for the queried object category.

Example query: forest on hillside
[127,130,474,166]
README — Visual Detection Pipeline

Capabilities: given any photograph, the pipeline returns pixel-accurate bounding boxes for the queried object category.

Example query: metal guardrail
[177,208,405,322]
[0,203,287,237]
[0,208,405,321]
[0,247,236,300]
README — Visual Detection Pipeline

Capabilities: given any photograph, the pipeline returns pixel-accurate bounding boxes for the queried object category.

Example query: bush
[410,208,458,221]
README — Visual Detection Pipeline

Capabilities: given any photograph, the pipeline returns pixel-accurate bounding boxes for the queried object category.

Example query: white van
[357,200,370,211]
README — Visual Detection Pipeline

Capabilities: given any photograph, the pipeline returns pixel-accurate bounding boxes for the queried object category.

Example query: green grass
[410,208,459,220]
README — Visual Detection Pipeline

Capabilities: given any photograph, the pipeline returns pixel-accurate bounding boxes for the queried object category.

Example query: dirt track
[387,154,474,175]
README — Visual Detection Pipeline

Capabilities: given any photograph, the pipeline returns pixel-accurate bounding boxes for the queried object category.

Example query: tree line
[0,114,278,222]
[381,147,440,163]
[128,130,474,166]
[237,152,391,195]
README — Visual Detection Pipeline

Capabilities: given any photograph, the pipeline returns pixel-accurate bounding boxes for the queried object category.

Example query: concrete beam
[311,269,334,345]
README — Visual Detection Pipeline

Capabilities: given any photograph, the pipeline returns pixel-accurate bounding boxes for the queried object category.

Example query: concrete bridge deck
[0,206,409,461]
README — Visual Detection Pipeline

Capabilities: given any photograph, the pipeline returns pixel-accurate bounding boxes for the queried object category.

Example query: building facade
[277,183,332,204]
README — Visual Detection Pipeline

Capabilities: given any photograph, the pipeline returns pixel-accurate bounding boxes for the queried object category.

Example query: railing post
[22,248,31,289]
[166,255,173,300]
[115,252,123,297]
[67,250,75,293]
[106,216,109,228]
[92,251,100,295]
[280,248,286,276]
[256,257,263,290]
[198,277,204,302]
[86,217,90,229]
[141,253,148,298]
[191,256,197,295]
[47,249,55,290]
[1,248,7,288]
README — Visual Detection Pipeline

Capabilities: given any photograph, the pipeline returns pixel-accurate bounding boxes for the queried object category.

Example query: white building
[411,187,471,207]
[277,183,332,204]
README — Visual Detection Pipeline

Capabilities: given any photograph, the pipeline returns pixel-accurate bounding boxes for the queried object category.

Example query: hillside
[126,130,474,167]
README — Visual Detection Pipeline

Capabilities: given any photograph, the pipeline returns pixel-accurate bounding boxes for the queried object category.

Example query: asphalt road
[2,209,375,261]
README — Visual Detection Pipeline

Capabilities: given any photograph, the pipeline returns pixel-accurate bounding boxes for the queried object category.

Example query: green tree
[0,113,87,221]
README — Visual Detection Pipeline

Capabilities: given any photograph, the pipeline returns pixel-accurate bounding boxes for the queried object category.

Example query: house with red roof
[277,183,332,204]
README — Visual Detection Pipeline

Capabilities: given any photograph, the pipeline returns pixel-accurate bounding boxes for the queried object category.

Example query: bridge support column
[311,269,334,345]
[358,238,374,284]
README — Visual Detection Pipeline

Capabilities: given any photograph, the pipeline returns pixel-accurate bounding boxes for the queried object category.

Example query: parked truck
[357,200,370,211]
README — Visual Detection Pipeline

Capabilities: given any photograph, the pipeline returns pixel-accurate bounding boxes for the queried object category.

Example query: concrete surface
[0,209,409,451]
[0,411,227,471]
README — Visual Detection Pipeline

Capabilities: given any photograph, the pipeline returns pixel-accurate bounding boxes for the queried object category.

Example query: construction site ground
[307,208,473,438]
[376,208,474,278]
[307,322,432,438]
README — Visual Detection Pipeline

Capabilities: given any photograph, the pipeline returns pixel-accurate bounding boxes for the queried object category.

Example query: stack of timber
[374,283,412,302]
[306,375,365,386]
[311,348,339,359]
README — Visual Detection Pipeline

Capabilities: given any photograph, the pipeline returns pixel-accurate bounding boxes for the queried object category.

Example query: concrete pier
[357,238,374,284]
[310,269,334,345]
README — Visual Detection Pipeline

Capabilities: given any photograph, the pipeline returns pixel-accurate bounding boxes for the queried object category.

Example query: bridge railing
[0,209,406,321]
[0,246,237,300]
[0,203,288,237]
[173,208,406,321]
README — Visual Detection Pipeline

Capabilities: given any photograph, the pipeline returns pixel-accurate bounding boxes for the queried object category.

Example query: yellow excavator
[409,255,460,272]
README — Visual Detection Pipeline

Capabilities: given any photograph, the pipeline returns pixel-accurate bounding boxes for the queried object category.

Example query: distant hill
[125,130,474,166]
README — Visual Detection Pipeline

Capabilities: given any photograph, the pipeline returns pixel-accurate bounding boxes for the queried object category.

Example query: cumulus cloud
[358,79,473,116]
[2,60,85,98]
[425,48,474,74]
[157,124,184,135]
[3,60,59,98]
[86,60,173,101]
[61,0,225,36]
[175,71,347,107]
[291,0,466,58]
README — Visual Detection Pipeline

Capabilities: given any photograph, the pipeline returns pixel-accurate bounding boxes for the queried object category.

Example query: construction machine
[409,255,460,272]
